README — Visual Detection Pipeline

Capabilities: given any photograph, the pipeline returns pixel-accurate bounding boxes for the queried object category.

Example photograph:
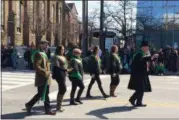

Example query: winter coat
[34,52,51,86]
[128,50,152,92]
[108,53,122,74]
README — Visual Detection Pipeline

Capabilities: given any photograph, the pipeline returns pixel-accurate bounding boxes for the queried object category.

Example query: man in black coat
[128,41,158,107]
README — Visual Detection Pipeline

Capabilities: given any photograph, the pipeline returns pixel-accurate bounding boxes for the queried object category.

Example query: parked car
[15,46,27,69]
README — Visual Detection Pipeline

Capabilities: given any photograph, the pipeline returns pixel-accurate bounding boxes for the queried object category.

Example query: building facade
[136,1,179,49]
[67,3,80,45]
[1,0,75,47]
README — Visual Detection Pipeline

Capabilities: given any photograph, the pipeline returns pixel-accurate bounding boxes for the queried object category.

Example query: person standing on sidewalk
[86,46,109,99]
[108,45,122,97]
[69,48,85,105]
[52,45,72,112]
[25,40,56,115]
[11,46,18,70]
[128,41,158,107]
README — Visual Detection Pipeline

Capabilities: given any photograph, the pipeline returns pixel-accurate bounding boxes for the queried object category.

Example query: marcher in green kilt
[69,48,85,105]
[25,40,56,115]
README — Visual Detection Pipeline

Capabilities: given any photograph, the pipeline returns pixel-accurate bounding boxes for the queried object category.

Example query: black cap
[140,41,149,47]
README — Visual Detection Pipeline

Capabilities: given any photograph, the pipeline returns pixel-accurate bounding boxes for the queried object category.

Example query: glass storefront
[136,1,179,49]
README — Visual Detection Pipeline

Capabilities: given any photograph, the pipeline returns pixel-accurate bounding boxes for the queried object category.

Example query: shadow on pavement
[31,103,71,111]
[86,105,137,119]
[1,111,44,119]
[32,96,104,111]
[51,96,105,103]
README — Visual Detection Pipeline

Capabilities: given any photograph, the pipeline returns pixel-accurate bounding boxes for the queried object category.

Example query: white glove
[92,74,95,78]
[112,73,116,77]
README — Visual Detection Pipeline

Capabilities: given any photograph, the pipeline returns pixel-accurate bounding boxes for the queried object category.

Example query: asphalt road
[1,72,179,119]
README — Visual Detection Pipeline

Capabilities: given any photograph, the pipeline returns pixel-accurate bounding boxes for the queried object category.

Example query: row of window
[1,1,61,33]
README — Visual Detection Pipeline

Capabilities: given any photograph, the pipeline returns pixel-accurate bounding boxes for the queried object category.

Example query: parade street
[1,71,179,119]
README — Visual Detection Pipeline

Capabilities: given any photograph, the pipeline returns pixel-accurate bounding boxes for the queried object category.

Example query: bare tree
[104,0,135,47]
[88,8,100,46]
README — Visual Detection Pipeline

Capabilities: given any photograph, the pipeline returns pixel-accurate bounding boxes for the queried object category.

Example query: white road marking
[1,72,35,92]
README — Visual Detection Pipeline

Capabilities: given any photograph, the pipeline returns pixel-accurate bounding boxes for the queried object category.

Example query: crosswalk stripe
[2,81,32,84]
[2,82,34,92]
[2,79,34,82]
[2,77,35,81]
[2,72,35,92]
[2,74,35,76]
[2,75,35,78]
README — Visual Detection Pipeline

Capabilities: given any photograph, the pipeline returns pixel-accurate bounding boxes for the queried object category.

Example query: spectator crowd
[1,43,179,75]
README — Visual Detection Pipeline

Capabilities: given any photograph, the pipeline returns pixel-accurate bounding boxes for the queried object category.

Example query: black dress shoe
[103,94,110,98]
[56,108,65,112]
[45,111,56,115]
[25,103,32,115]
[86,95,93,98]
[75,99,83,104]
[70,101,78,105]
[129,99,135,106]
[136,104,147,107]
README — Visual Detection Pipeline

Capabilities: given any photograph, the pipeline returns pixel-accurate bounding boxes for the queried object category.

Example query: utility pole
[82,0,88,56]
[100,0,104,52]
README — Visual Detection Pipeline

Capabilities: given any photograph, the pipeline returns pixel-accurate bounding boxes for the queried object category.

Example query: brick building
[1,1,80,47]
[1,0,64,47]
[1,0,24,46]
[67,3,80,45]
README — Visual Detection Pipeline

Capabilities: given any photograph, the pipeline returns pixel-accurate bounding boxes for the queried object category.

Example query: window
[58,7,61,23]
[52,5,55,34]
[16,1,21,33]
[41,1,45,25]
[30,1,35,30]
[51,5,54,22]
[1,0,4,31]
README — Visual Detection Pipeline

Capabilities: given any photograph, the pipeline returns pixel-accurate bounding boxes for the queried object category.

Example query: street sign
[105,37,113,52]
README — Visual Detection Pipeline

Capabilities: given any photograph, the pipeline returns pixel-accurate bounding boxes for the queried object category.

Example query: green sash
[133,50,145,60]
[113,53,120,61]
[70,56,82,80]
[41,82,48,101]
[34,51,48,102]
[39,52,48,60]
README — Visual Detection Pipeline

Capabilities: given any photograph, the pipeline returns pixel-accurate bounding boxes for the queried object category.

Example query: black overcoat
[128,51,152,92]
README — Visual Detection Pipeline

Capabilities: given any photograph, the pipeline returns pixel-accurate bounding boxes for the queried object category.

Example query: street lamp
[100,0,104,52]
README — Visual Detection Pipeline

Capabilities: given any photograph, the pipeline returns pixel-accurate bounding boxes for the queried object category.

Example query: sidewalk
[164,71,179,76]
[25,75,179,119]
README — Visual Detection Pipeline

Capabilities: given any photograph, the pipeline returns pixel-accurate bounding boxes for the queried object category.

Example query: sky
[65,0,137,32]
[66,1,137,24]
[66,1,100,20]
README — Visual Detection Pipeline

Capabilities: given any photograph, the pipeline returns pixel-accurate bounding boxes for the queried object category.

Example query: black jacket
[128,51,152,92]
[109,54,122,74]
[52,56,67,80]
[89,55,101,75]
